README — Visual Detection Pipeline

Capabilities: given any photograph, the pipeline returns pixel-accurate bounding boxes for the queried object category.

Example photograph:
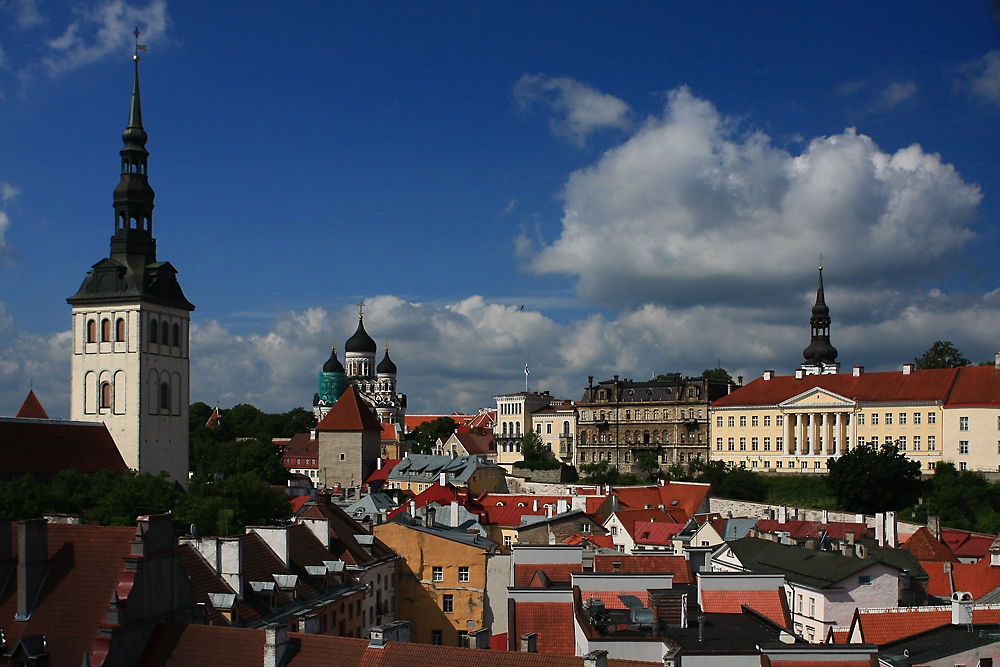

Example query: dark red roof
[0,418,127,477]
[513,601,576,654]
[754,519,870,540]
[455,432,497,455]
[297,493,397,566]
[944,364,1000,406]
[940,528,995,559]
[0,522,134,666]
[712,367,960,407]
[280,432,317,457]
[593,555,692,583]
[365,459,401,485]
[901,527,959,562]
[513,563,583,588]
[15,390,49,419]
[700,589,788,626]
[563,533,615,549]
[384,482,485,521]
[315,385,382,432]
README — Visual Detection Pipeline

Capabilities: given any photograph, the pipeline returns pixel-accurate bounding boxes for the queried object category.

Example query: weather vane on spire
[819,254,824,270]
[385,338,389,351]
[331,337,337,350]
[133,25,147,62]
[358,301,365,319]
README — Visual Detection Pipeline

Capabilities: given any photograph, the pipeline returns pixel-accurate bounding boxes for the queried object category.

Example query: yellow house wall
[944,406,1000,473]
[373,522,488,646]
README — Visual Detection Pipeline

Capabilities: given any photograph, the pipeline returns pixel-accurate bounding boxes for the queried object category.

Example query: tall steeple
[801,265,839,374]
[110,59,157,267]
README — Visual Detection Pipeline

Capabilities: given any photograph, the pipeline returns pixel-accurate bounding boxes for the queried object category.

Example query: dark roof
[297,494,397,567]
[315,385,382,432]
[454,432,496,455]
[279,433,318,458]
[944,364,1000,406]
[344,317,376,353]
[14,390,49,419]
[388,513,498,550]
[580,377,731,404]
[322,346,345,373]
[376,349,397,375]
[726,537,892,588]
[0,417,127,477]
[879,622,1000,666]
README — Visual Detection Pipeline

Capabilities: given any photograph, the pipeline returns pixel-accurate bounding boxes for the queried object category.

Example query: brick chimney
[16,518,49,621]
[264,624,290,667]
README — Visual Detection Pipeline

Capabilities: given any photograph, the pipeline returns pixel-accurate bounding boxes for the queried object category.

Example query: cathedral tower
[801,266,839,375]
[67,60,194,485]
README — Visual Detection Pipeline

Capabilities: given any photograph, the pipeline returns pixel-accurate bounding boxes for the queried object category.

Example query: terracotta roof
[484,505,547,528]
[941,528,995,560]
[513,563,583,588]
[404,414,462,431]
[632,521,686,545]
[384,482,485,521]
[943,364,1000,406]
[479,494,567,508]
[593,555,692,583]
[0,522,134,666]
[700,589,787,626]
[14,390,49,419]
[754,520,870,541]
[902,527,960,562]
[585,590,650,609]
[0,418,127,477]
[610,509,682,540]
[139,624,660,667]
[365,459,402,484]
[712,367,960,408]
[587,483,710,523]
[563,533,615,549]
[380,423,398,440]
[279,432,317,456]
[513,601,576,654]
[857,605,1000,644]
[315,385,382,432]
[455,432,497,455]
[921,559,1000,599]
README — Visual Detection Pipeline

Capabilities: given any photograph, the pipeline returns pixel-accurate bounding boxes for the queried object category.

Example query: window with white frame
[928,413,936,425]
[458,567,469,583]
[960,417,969,431]
[928,436,936,450]
[432,566,443,582]
[959,441,969,455]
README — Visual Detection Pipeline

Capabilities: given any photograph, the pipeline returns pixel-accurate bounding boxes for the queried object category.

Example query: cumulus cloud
[528,86,981,308]
[42,0,168,75]
[0,302,71,417]
[958,50,1000,106]
[0,182,21,266]
[513,73,632,147]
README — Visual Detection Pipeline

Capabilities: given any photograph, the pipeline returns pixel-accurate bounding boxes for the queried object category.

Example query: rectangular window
[960,416,969,431]
[801,461,808,469]
[728,438,735,451]
[752,415,759,427]
[899,413,907,425]
[928,413,936,425]
[432,566,443,582]
[898,436,906,451]
[751,460,758,468]
[443,594,454,613]
[740,437,747,451]
[914,412,921,425]
[960,461,968,471]
[717,416,723,427]
[764,415,771,427]
[431,630,442,645]
[928,436,936,451]
[815,461,822,469]
[871,413,879,425]
[858,413,865,426]
[776,436,784,452]
[763,460,770,468]
[728,416,735,427]
[740,416,747,427]
[752,437,759,451]
[764,437,771,451]
[809,597,816,617]
[885,413,892,425]
[503,535,512,547]
[913,436,921,451]
[457,631,469,648]
[870,436,879,446]
[776,460,783,468]
[716,438,723,451]
[458,567,469,583]
[796,594,803,613]
[960,441,969,455]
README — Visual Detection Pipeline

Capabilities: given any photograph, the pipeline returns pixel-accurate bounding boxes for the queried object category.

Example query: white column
[796,414,805,456]
[823,412,832,456]
[850,410,857,453]
[809,413,818,456]
[834,412,843,456]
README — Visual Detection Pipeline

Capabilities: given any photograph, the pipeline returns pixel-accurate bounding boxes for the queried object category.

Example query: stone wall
[507,465,572,484]
[708,496,924,535]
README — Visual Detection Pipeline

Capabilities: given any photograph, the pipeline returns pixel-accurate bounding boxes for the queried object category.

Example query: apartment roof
[878,622,1000,666]
[387,513,498,551]
[512,601,575,655]
[726,538,891,589]
[315,385,382,432]
[562,533,616,549]
[632,520,686,546]
[901,527,959,562]
[855,605,1000,645]
[0,417,127,477]
[364,459,401,485]
[587,482,710,522]
[609,508,683,540]
[593,555,692,583]
[700,589,788,627]
[453,432,497,455]
[943,364,1000,406]
[384,482,485,521]
[940,528,994,560]
[921,559,1000,599]
[754,519,870,541]
[513,563,583,588]
[296,494,397,566]
[388,454,504,484]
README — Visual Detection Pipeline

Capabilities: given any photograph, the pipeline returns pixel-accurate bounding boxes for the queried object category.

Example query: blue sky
[1,1,1000,417]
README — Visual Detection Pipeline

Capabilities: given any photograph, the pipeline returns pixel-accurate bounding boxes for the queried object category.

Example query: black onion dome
[377,349,397,375]
[345,318,377,353]
[323,346,345,373]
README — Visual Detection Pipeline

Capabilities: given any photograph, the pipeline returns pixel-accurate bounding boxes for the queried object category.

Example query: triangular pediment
[780,387,855,409]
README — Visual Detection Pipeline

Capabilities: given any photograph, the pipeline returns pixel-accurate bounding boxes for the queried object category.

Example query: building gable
[780,387,855,409]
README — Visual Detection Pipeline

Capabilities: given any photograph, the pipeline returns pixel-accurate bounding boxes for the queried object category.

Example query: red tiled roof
[455,432,496,455]
[610,509,682,540]
[712,367,961,408]
[0,418,127,477]
[384,482,486,521]
[587,483,711,523]
[0,522,134,666]
[484,505,547,528]
[139,624,660,667]
[902,527,959,562]
[315,385,382,432]
[941,528,995,560]
[593,555,692,583]
[944,364,1000,406]
[700,589,787,626]
[754,519,870,541]
[479,494,567,507]
[514,601,576,654]
[632,521,685,545]
[921,559,1000,599]
[289,496,310,514]
[563,533,616,549]
[585,591,650,609]
[769,662,871,667]
[857,606,1000,644]
[14,390,49,418]
[365,458,401,484]
[380,423,397,440]
[513,563,583,588]
[404,414,468,431]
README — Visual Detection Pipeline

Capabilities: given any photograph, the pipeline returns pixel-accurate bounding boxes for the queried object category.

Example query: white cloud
[513,73,632,147]
[871,80,918,111]
[0,302,71,418]
[14,0,44,28]
[959,50,1000,107]
[2,182,20,201]
[42,0,168,75]
[528,86,981,309]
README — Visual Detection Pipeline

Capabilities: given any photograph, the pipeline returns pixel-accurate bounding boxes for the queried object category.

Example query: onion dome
[377,348,397,375]
[345,316,376,353]
[323,344,345,373]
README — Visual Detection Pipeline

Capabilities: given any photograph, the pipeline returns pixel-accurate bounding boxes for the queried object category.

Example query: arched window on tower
[172,323,180,347]
[87,319,97,343]
[160,382,171,413]
[116,318,126,342]
[161,321,169,345]
[100,382,111,409]
[101,318,111,341]
[149,319,159,344]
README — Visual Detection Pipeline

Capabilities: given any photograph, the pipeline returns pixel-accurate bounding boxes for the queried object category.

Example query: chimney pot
[520,632,537,653]
[853,365,864,377]
[763,370,774,381]
[583,649,609,667]
[795,369,804,379]
[902,363,914,375]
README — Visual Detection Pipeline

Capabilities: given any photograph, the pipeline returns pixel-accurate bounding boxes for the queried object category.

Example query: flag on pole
[206,406,220,430]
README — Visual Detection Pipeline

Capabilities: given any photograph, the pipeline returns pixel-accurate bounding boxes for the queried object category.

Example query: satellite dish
[190,524,198,537]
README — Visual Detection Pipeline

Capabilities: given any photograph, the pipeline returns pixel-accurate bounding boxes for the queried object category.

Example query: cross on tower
[358,301,365,319]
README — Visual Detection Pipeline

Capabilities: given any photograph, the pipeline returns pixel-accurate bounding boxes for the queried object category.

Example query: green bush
[514,459,561,471]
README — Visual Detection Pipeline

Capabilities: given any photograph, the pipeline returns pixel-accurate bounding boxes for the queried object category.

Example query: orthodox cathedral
[313,307,406,425]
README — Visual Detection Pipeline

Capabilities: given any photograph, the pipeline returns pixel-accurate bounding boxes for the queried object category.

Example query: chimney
[369,620,412,647]
[658,478,665,487]
[440,472,447,487]
[845,531,855,546]
[886,511,898,548]
[763,370,774,381]
[545,505,553,519]
[853,366,864,377]
[952,592,974,625]
[409,500,417,517]
[426,506,436,529]
[219,537,244,597]
[451,500,460,527]
[470,628,491,649]
[583,650,609,667]
[533,499,540,512]
[902,363,914,375]
[855,513,864,523]
[929,515,942,541]
[16,518,49,621]
[821,509,829,524]
[557,499,568,514]
[264,624,290,667]
[377,458,383,470]
[875,513,885,547]
[995,352,1000,371]
[521,632,537,653]
[778,505,788,524]
[794,369,804,379]
[298,516,331,549]
[611,495,620,512]
[250,526,290,566]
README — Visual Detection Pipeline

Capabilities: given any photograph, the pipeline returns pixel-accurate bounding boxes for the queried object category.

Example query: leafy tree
[702,367,733,383]
[85,471,179,526]
[412,417,457,454]
[635,451,661,481]
[655,373,681,383]
[826,442,923,513]
[579,460,621,485]
[914,341,970,370]
[520,431,548,462]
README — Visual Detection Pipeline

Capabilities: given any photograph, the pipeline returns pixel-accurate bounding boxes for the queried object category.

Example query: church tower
[67,60,194,486]
[801,266,839,375]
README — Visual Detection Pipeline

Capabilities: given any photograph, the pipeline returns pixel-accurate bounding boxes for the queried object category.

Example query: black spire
[345,306,377,353]
[802,266,838,366]
[323,341,345,373]
[377,343,397,375]
[110,60,156,266]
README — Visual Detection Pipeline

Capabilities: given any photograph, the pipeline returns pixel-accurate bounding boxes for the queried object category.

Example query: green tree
[914,341,970,370]
[579,460,620,485]
[635,451,661,481]
[826,442,923,513]
[701,367,733,383]
[412,417,457,454]
[520,431,547,462]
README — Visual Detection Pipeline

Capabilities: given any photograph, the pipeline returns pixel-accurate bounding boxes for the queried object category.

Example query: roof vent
[794,369,804,379]
[853,366,864,377]
[902,363,914,375]
[763,370,774,381]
